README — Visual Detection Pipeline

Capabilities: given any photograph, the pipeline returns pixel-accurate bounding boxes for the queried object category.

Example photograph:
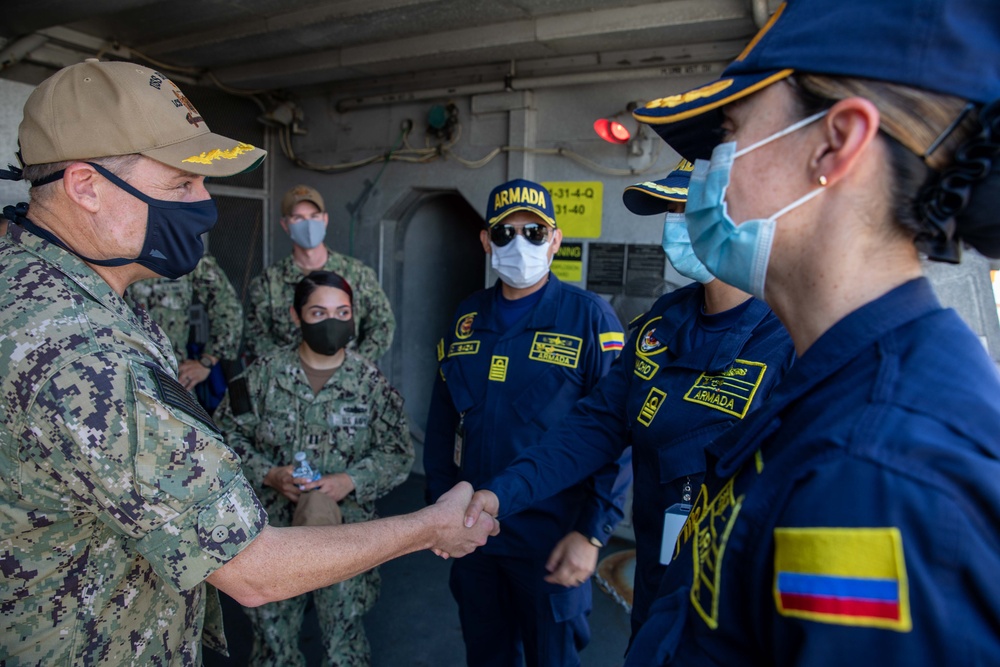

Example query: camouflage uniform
[243,250,395,361]
[214,346,413,667]
[0,224,267,665]
[126,253,244,363]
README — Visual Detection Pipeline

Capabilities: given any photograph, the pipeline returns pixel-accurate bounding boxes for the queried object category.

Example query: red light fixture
[593,118,631,144]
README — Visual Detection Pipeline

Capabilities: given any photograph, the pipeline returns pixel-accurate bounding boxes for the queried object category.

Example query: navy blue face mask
[13,161,217,280]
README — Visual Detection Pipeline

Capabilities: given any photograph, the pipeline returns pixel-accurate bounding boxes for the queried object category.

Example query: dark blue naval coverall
[486,282,795,637]
[424,274,632,667]
[626,278,1000,666]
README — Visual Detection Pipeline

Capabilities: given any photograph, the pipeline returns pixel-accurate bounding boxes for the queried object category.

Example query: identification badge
[453,413,465,467]
[660,503,692,565]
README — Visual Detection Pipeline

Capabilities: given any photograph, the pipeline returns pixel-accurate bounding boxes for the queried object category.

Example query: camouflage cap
[282,184,326,216]
[18,59,266,177]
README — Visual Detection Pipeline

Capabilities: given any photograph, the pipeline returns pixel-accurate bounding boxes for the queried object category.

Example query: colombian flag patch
[773,527,911,632]
[600,331,625,352]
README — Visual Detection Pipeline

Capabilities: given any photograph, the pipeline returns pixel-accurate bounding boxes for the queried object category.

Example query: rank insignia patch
[773,527,912,632]
[488,355,509,382]
[529,332,582,369]
[637,387,667,426]
[683,359,766,418]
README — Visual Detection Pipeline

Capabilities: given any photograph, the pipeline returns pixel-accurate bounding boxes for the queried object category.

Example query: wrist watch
[198,355,215,369]
[588,535,604,548]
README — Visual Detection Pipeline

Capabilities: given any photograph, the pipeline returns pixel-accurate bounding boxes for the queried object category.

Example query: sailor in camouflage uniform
[244,184,395,362]
[126,253,244,396]
[0,59,494,666]
[216,270,413,666]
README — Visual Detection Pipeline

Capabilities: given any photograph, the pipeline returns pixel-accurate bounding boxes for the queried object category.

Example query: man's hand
[177,359,211,392]
[544,531,598,588]
[263,465,301,502]
[299,472,356,502]
[426,482,499,559]
[464,489,500,529]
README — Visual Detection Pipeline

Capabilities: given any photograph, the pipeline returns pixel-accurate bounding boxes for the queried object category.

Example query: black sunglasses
[489,222,551,247]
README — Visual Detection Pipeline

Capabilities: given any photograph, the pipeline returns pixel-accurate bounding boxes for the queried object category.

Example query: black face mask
[301,317,355,356]
[7,162,217,281]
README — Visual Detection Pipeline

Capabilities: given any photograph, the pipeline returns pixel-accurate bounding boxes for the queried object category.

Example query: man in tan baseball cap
[244,182,396,362]
[0,59,497,666]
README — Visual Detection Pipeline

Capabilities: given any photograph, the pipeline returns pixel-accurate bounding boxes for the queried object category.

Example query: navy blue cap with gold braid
[622,159,694,215]
[486,178,557,228]
[634,0,1000,161]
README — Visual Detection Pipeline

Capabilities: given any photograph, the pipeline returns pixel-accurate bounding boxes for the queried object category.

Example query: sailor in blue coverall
[423,179,632,667]
[617,0,1000,664]
[474,161,795,638]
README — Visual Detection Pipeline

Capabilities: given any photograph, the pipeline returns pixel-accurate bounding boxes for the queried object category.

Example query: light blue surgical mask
[288,216,327,249]
[662,212,715,284]
[685,110,829,299]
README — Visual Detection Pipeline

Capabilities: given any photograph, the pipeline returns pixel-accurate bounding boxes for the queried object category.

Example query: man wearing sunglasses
[423,178,633,667]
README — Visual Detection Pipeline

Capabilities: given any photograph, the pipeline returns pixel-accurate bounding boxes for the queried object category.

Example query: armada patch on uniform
[488,355,509,382]
[529,332,582,368]
[146,362,220,434]
[455,312,476,340]
[636,317,667,355]
[449,341,481,357]
[437,338,445,362]
[773,527,912,632]
[683,359,767,418]
[634,354,660,380]
[637,387,667,427]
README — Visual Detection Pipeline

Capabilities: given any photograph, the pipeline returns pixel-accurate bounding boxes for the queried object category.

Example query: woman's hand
[263,465,301,502]
[299,472,356,502]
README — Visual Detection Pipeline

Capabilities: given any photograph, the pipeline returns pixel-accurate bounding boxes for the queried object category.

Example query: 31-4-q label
[541,181,603,238]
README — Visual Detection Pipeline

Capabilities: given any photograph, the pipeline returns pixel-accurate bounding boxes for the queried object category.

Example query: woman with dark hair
[606,0,1000,664]
[215,270,413,667]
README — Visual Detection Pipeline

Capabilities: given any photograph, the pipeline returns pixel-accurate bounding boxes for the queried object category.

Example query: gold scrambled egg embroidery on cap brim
[183,142,257,165]
[644,80,735,110]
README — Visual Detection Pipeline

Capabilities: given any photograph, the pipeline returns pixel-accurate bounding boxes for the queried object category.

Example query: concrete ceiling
[0,0,775,102]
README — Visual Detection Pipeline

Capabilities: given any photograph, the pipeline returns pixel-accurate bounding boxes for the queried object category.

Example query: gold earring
[818,175,829,186]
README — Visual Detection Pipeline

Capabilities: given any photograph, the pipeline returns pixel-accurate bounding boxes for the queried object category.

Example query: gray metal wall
[0,78,32,207]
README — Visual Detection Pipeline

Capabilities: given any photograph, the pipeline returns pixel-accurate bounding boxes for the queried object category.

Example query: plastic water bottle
[292,451,322,490]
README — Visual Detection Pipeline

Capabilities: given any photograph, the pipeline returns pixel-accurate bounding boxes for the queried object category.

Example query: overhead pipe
[336,61,728,112]
[750,0,771,29]
[0,34,49,71]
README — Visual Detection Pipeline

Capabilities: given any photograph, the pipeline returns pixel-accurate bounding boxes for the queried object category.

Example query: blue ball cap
[622,159,694,215]
[486,178,557,227]
[634,0,1000,160]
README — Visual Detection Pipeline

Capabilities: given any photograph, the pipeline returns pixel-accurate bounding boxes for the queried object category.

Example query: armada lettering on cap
[494,186,547,211]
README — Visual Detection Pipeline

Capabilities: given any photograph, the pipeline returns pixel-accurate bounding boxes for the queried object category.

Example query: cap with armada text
[632,0,1000,160]
[17,58,266,177]
[622,159,694,216]
[486,178,557,228]
[282,184,326,217]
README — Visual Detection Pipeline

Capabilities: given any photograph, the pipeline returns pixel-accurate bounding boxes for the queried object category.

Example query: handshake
[424,483,501,559]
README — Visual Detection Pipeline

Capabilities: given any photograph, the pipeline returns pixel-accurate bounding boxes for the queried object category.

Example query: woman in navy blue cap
[612,0,1000,664]
[468,160,794,642]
